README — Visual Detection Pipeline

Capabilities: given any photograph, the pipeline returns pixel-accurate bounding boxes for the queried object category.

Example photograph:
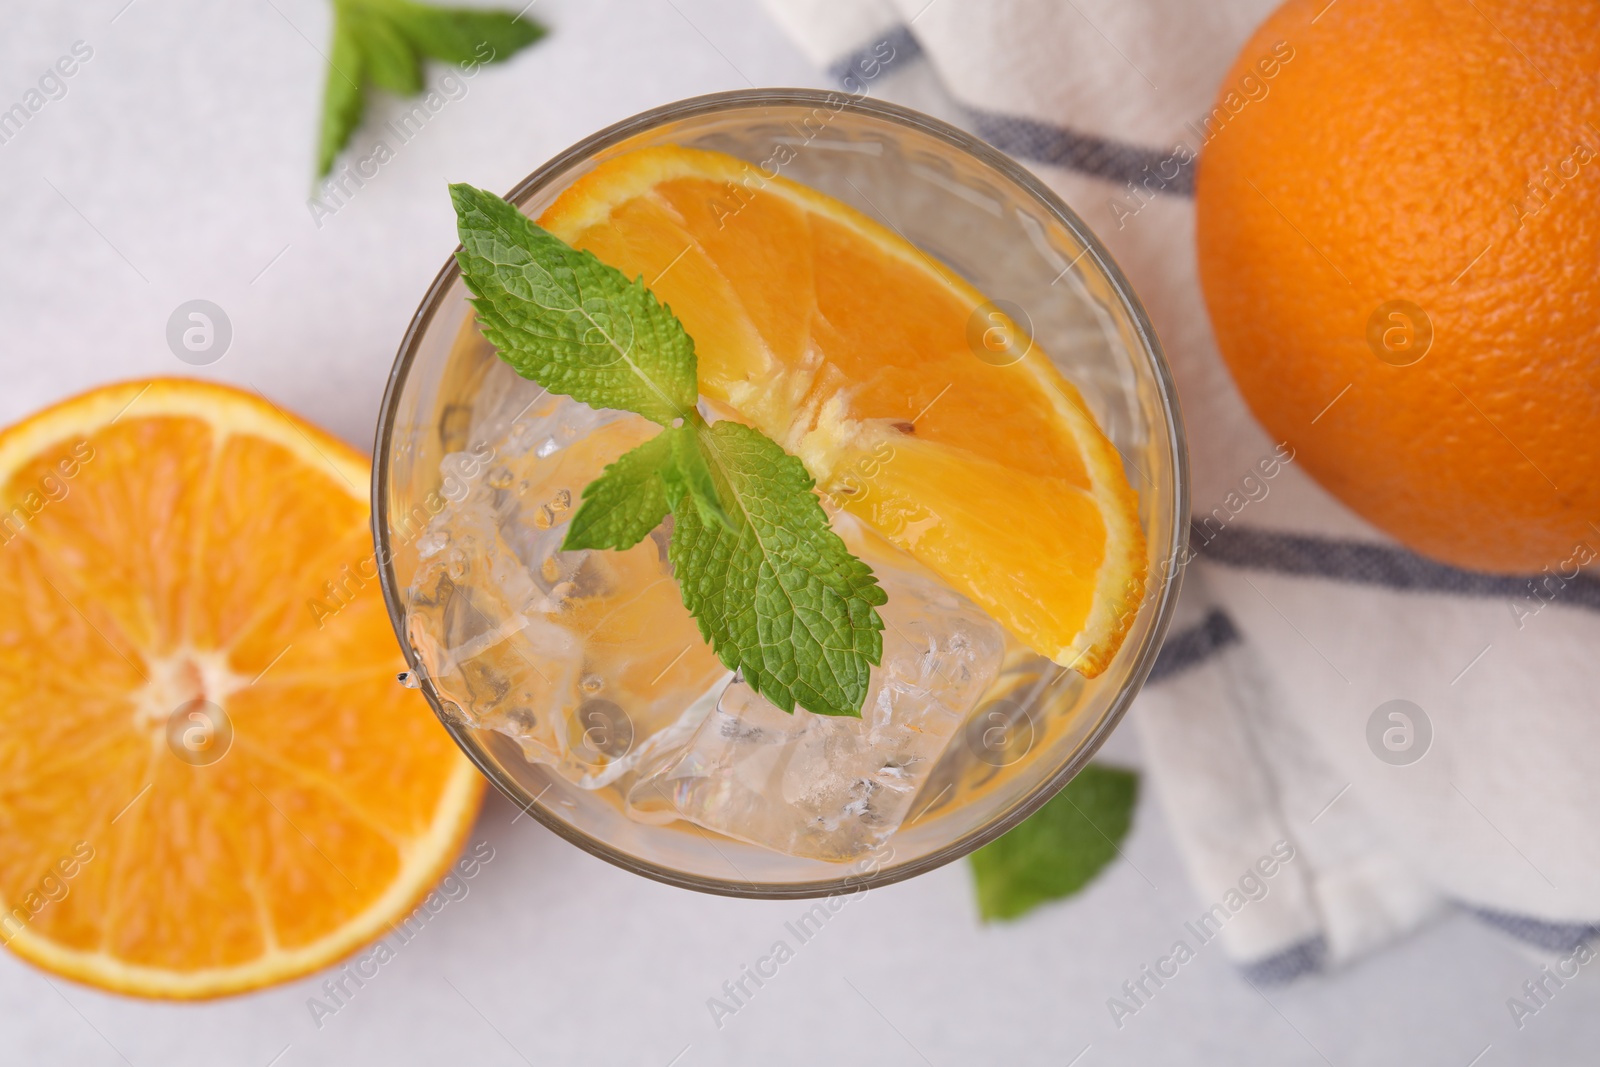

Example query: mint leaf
[671,422,886,718]
[968,764,1139,921]
[451,184,699,427]
[664,424,731,531]
[317,16,368,177]
[316,0,545,177]
[562,428,678,552]
[386,3,545,64]
[562,422,732,552]
[450,186,886,717]
[347,4,423,95]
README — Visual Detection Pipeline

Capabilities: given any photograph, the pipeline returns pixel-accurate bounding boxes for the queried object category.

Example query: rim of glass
[372,87,1190,899]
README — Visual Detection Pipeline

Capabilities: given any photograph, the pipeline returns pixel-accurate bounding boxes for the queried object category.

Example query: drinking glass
[373,88,1189,897]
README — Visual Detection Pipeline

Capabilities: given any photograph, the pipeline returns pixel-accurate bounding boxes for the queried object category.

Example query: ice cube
[407,516,583,765]
[629,561,1006,860]
[465,362,619,461]
[406,391,728,790]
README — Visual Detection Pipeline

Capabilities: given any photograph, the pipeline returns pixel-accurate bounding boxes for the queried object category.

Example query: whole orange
[1195,0,1600,573]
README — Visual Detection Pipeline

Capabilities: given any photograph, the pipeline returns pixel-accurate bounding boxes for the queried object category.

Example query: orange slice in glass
[0,379,482,998]
[540,146,1147,674]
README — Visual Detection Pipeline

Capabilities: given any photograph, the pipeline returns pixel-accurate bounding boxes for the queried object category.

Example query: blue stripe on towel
[965,109,1195,194]
[1239,936,1327,985]
[825,27,1195,196]
[1149,609,1240,684]
[1197,526,1600,612]
[825,24,924,85]
[1467,906,1600,953]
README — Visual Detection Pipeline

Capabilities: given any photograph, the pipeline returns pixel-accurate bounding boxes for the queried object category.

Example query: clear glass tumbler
[373,89,1188,897]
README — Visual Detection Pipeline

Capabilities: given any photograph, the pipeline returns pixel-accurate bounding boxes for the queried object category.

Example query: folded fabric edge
[1140,594,1452,983]
[818,23,1195,197]
[1146,607,1600,984]
[1242,906,1600,985]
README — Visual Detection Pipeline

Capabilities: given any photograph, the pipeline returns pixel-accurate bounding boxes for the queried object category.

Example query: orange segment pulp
[0,379,483,998]
[540,146,1147,674]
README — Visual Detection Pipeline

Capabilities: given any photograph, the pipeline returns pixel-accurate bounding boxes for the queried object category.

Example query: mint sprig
[317,0,546,176]
[451,184,886,717]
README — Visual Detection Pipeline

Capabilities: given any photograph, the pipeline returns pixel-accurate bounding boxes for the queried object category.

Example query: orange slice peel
[0,378,482,998]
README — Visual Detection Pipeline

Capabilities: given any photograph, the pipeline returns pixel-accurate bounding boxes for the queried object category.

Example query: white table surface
[3,1,1597,1063]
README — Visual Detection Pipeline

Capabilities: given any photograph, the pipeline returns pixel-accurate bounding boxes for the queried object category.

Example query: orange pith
[539,145,1147,674]
[0,379,483,998]
[1196,0,1600,573]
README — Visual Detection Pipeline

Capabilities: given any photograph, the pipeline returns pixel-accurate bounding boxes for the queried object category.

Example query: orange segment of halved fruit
[0,379,482,998]
[541,145,1147,674]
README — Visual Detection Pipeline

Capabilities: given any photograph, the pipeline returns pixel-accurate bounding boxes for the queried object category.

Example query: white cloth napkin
[762,0,1600,980]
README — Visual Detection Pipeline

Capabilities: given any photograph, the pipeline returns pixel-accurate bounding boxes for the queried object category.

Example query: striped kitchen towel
[762,0,1600,981]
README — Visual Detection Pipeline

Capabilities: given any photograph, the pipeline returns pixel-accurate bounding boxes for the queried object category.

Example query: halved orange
[540,146,1147,674]
[0,379,482,998]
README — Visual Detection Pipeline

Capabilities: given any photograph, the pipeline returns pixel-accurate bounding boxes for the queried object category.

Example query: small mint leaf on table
[317,14,369,177]
[449,185,886,717]
[384,3,545,64]
[451,183,699,427]
[316,0,545,177]
[672,422,885,719]
[344,4,423,96]
[968,764,1139,922]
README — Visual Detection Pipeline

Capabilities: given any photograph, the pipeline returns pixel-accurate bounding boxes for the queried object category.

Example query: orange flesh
[540,146,1146,674]
[0,380,482,997]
